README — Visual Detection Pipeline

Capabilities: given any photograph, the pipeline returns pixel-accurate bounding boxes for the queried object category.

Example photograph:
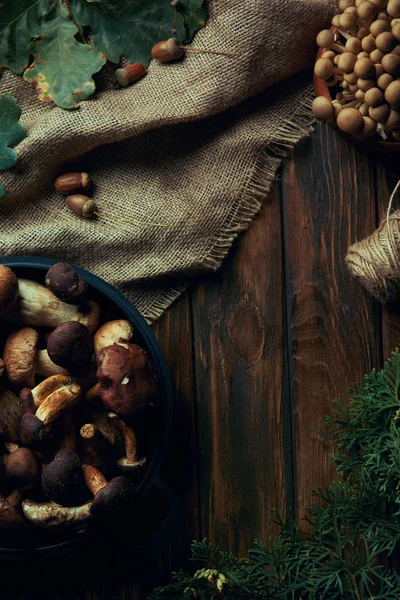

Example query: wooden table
[1,125,399,599]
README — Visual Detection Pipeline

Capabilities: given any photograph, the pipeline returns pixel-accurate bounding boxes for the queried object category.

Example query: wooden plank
[376,157,400,361]
[191,180,291,556]
[282,125,381,520]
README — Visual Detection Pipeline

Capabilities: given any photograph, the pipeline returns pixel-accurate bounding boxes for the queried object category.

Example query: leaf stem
[63,0,89,45]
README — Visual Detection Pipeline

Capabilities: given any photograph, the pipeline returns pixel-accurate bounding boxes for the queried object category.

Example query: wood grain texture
[282,125,381,519]
[191,182,291,554]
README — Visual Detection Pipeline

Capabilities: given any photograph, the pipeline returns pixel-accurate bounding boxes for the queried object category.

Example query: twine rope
[346,180,400,303]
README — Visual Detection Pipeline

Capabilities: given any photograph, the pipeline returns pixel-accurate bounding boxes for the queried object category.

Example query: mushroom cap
[0,389,22,442]
[3,327,39,388]
[5,447,39,490]
[90,475,136,520]
[20,413,53,450]
[47,321,94,373]
[42,448,87,507]
[96,343,159,419]
[0,265,18,316]
[93,320,135,357]
[45,263,88,304]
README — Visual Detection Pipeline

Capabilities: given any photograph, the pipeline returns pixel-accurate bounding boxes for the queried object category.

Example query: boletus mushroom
[45,263,88,304]
[42,448,87,506]
[20,382,81,450]
[22,498,92,528]
[82,464,136,520]
[0,389,22,442]
[96,343,159,419]
[109,413,146,481]
[47,321,94,373]
[5,279,100,333]
[0,265,18,316]
[5,447,40,490]
[93,320,135,358]
[0,490,25,528]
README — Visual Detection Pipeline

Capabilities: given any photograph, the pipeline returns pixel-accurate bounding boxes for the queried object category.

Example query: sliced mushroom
[45,263,88,305]
[82,464,136,520]
[5,279,100,333]
[93,320,135,358]
[109,413,146,481]
[22,498,92,528]
[96,343,159,419]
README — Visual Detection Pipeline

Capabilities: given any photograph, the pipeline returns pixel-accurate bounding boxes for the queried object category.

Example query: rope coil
[346,180,400,303]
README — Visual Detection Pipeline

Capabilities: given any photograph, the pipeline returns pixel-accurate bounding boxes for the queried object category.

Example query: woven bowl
[314,28,400,154]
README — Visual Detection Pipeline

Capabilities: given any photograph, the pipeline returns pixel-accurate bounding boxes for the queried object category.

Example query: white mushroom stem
[338,29,353,39]
[35,384,81,426]
[31,374,72,408]
[35,351,69,378]
[22,499,92,528]
[359,102,369,116]
[5,280,101,333]
[109,412,137,462]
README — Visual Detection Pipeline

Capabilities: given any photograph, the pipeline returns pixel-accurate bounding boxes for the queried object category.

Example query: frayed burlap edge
[145,83,316,324]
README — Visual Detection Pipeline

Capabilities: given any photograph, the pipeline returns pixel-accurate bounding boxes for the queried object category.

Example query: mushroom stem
[108,413,137,463]
[86,382,102,402]
[80,424,105,449]
[82,464,108,495]
[35,350,69,378]
[22,498,92,528]
[31,375,72,408]
[60,411,76,452]
[35,384,81,426]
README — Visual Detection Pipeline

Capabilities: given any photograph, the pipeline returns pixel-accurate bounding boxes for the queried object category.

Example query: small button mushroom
[0,265,18,316]
[45,263,88,305]
[109,413,147,482]
[47,322,94,374]
[336,107,364,133]
[339,11,358,32]
[377,73,394,90]
[93,320,135,358]
[337,52,357,73]
[357,0,379,19]
[387,0,400,17]
[370,19,391,36]
[354,57,375,78]
[82,464,137,520]
[361,35,376,53]
[385,109,400,130]
[316,30,346,53]
[20,382,81,450]
[375,31,395,52]
[385,80,400,107]
[357,77,376,91]
[369,102,390,122]
[381,53,400,74]
[370,49,385,64]
[22,498,92,528]
[364,87,385,106]
[5,447,39,490]
[345,36,362,54]
[5,279,100,334]
[42,449,87,506]
[96,343,159,419]
[314,58,335,80]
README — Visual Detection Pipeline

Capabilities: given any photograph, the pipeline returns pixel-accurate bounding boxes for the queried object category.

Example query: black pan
[0,256,182,560]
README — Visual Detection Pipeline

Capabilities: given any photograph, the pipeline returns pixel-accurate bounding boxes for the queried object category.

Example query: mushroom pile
[0,263,159,533]
[312,0,400,141]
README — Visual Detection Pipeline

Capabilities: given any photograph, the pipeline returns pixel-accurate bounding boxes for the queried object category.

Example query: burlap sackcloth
[0,0,336,322]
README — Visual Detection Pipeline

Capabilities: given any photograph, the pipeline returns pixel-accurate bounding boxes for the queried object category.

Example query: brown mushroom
[5,279,100,333]
[96,343,159,419]
[3,328,39,388]
[0,265,18,316]
[0,389,22,442]
[47,322,94,373]
[0,489,25,528]
[20,382,81,450]
[42,448,87,506]
[22,498,92,528]
[109,413,146,481]
[5,447,40,490]
[93,320,135,358]
[45,263,88,305]
[82,464,136,520]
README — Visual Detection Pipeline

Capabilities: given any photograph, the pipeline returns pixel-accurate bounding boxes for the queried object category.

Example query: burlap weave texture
[0,0,335,321]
